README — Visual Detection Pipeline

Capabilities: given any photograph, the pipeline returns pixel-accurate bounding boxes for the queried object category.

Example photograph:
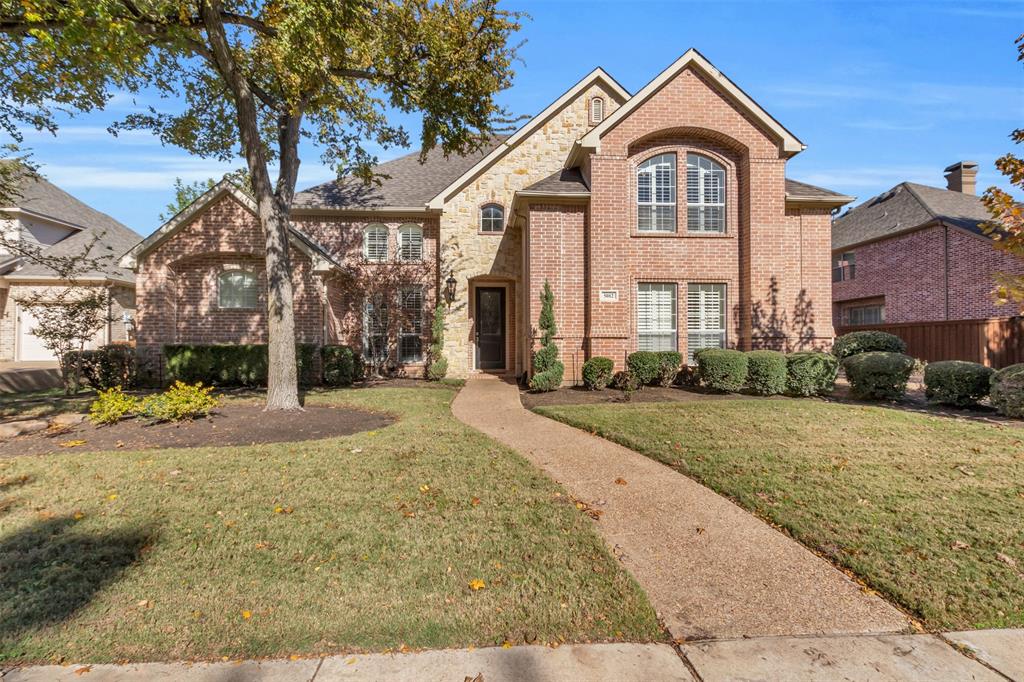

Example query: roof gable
[578,49,803,157]
[425,68,629,209]
[120,180,339,272]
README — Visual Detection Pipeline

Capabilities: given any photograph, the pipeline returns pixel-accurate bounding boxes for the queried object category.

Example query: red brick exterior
[135,62,840,381]
[832,223,1024,326]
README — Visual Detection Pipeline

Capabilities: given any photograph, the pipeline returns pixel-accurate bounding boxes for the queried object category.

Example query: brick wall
[832,224,1024,325]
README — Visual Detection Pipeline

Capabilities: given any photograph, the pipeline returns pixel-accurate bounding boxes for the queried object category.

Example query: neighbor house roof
[1,172,142,283]
[120,180,341,273]
[293,137,508,211]
[832,182,992,251]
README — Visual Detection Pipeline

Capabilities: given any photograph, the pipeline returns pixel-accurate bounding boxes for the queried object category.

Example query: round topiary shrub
[785,351,839,396]
[832,330,907,360]
[745,350,787,395]
[842,351,915,400]
[696,348,748,392]
[923,360,995,407]
[582,356,614,390]
[627,351,661,387]
[989,363,1024,418]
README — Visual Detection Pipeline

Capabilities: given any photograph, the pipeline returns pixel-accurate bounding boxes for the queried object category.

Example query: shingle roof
[832,182,991,251]
[3,172,141,282]
[521,168,589,195]
[293,138,508,210]
[785,178,849,200]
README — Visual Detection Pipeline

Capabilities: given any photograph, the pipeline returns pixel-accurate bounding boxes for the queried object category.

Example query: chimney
[943,161,978,194]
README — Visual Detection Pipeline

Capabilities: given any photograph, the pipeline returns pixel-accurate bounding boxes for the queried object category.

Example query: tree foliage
[981,33,1024,310]
[0,0,523,409]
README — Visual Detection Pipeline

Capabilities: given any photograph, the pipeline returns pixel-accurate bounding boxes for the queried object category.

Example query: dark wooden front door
[475,287,506,370]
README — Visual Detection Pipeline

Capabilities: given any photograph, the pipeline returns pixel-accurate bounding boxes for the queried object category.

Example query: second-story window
[833,252,856,282]
[480,204,504,233]
[637,153,676,232]
[686,154,726,233]
[398,224,423,261]
[364,224,388,262]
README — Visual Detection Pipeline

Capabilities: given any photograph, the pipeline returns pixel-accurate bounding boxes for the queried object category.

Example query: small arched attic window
[590,96,604,124]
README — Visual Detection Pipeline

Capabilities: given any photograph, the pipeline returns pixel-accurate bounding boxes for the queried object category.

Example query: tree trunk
[260,199,302,411]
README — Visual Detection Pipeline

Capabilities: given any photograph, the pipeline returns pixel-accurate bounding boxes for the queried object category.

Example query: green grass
[535,399,1024,631]
[0,386,660,663]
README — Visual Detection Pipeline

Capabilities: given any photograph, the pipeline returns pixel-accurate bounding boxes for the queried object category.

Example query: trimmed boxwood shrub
[627,351,660,387]
[322,345,363,386]
[582,356,614,390]
[164,343,318,387]
[785,351,838,396]
[697,348,748,392]
[654,351,682,387]
[923,360,994,407]
[746,350,787,395]
[832,330,907,360]
[842,351,915,400]
[990,363,1024,418]
[67,344,136,390]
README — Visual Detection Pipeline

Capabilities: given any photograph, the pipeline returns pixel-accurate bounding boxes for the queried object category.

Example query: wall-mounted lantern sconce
[444,274,457,308]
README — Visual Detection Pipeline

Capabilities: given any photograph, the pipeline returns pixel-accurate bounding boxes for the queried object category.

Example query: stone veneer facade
[131,56,845,382]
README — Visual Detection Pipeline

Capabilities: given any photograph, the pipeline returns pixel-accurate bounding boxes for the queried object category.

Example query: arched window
[590,96,604,124]
[398,224,423,261]
[686,154,726,233]
[637,153,676,232]
[218,270,258,309]
[363,224,388,262]
[480,204,504,233]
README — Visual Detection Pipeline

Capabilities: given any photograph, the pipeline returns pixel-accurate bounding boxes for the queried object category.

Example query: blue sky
[10,0,1024,235]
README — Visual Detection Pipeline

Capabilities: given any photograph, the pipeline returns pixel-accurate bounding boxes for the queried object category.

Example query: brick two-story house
[122,50,853,381]
[832,161,1024,328]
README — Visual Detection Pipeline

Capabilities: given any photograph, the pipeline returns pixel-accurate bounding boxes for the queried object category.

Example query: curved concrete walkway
[452,375,910,641]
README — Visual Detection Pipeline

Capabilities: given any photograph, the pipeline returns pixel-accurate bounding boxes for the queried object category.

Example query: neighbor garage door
[16,306,106,361]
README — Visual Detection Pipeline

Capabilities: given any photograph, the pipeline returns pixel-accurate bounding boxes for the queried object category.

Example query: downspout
[943,225,950,320]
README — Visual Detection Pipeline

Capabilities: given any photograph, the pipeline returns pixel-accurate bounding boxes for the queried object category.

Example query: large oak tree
[0,0,522,409]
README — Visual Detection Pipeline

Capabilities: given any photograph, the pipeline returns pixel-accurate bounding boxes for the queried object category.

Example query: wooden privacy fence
[836,317,1023,369]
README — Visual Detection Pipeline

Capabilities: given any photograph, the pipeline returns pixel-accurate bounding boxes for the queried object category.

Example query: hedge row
[163,343,366,387]
[695,348,839,396]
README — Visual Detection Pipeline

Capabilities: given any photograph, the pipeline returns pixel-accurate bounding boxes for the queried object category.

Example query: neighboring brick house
[832,161,1024,328]
[122,50,853,381]
[0,173,140,361]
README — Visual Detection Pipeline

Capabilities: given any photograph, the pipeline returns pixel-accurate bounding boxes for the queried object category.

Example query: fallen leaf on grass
[501,641,513,649]
[273,506,294,514]
[996,553,1017,568]
[242,610,252,620]
[136,599,152,609]
[106,493,118,502]
[60,440,87,448]
[950,541,970,550]
[468,579,486,591]
[419,484,430,493]
[470,497,481,506]
[73,511,85,520]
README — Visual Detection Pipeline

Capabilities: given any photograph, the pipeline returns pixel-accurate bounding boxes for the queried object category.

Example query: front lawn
[0,386,660,663]
[535,399,1024,631]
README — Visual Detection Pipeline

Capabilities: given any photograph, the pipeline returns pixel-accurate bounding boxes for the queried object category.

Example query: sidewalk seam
[935,634,1015,682]
[308,656,325,681]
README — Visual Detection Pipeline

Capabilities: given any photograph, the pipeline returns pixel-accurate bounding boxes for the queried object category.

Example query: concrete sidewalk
[5,632,1021,681]
[452,375,908,641]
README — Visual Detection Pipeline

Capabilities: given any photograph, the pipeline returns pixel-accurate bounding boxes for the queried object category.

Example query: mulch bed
[0,404,393,457]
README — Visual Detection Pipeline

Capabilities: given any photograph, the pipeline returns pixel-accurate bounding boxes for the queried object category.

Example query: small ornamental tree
[530,280,563,391]
[980,33,1024,310]
[18,288,110,394]
[427,302,448,381]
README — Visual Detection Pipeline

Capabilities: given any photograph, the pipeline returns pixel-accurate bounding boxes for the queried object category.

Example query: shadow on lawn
[0,517,153,647]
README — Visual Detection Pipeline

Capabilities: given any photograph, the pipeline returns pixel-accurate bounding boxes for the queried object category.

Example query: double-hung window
[364,224,388,262]
[686,283,726,363]
[398,224,423,262]
[218,270,258,309]
[637,154,676,232]
[399,286,424,363]
[845,304,884,326]
[637,282,677,351]
[363,293,388,361]
[686,154,726,233]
